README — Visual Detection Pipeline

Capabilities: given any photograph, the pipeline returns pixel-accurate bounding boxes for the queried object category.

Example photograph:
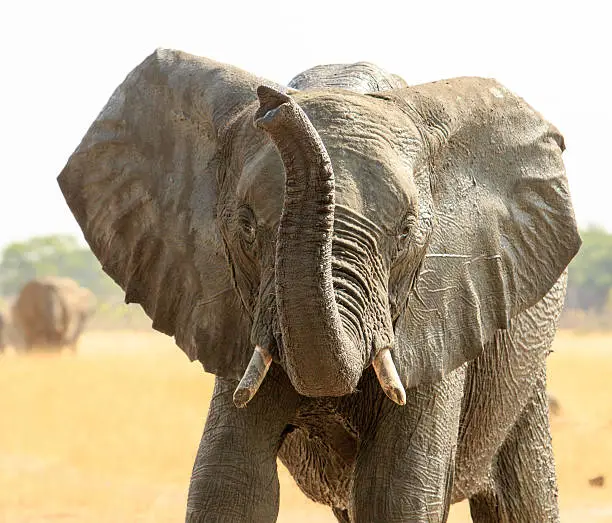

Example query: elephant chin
[227,86,407,407]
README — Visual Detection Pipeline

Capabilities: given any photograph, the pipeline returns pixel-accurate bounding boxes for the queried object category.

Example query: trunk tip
[256,85,291,106]
[254,85,293,126]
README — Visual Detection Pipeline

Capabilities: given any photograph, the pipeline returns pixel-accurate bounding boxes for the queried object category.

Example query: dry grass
[0,330,610,522]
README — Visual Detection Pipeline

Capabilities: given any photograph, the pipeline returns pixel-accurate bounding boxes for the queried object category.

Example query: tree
[566,226,612,311]
[0,235,122,299]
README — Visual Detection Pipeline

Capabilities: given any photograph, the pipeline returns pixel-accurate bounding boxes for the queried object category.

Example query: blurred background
[1,0,610,521]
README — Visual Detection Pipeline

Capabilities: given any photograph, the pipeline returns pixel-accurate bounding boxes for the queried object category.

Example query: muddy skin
[57,50,581,522]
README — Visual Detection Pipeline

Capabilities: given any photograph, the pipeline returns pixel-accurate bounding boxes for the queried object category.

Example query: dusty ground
[1,330,610,522]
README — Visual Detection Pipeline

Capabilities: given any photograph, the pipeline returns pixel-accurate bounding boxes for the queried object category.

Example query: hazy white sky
[1,0,609,249]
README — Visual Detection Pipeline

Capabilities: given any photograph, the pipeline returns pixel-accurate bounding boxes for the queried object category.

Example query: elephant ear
[58,48,284,379]
[377,78,581,387]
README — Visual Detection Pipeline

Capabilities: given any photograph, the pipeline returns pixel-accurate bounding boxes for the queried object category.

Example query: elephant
[0,311,5,352]
[547,392,562,416]
[11,277,96,352]
[57,49,581,522]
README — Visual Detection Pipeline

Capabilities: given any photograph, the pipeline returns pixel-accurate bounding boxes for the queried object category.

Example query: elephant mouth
[232,86,405,408]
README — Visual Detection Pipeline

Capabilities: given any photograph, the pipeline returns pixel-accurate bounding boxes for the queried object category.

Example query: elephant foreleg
[65,313,87,351]
[186,365,299,523]
[469,372,559,523]
[350,367,466,523]
[332,507,351,522]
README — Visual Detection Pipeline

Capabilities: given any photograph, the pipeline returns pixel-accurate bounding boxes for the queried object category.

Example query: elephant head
[287,61,408,92]
[58,49,580,406]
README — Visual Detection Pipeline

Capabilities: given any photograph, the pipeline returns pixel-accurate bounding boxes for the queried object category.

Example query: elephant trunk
[254,86,365,397]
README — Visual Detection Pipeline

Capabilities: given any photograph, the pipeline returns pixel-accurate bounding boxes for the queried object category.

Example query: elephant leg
[468,486,502,523]
[65,314,86,352]
[468,377,559,523]
[350,367,466,523]
[186,365,300,523]
[332,507,350,522]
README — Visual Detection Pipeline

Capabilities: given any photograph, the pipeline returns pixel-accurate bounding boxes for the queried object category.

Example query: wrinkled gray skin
[11,277,96,352]
[58,50,581,522]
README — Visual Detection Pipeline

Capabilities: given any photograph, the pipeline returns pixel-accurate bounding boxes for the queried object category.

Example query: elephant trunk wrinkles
[255,86,365,397]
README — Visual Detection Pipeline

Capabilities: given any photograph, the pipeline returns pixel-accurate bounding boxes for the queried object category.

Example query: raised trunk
[255,87,365,396]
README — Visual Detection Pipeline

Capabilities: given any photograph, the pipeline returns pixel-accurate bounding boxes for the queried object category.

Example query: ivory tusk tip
[232,345,273,408]
[385,385,407,406]
[233,387,254,409]
[372,347,407,406]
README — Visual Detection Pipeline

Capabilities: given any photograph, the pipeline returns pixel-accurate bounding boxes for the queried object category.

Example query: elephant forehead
[238,141,416,233]
[236,92,421,231]
[328,145,417,225]
[299,91,422,221]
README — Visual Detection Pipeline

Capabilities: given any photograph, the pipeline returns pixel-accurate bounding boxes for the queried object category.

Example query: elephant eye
[398,226,411,240]
[237,205,257,245]
[397,215,416,247]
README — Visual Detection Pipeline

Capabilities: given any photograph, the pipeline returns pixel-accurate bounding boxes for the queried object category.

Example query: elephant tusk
[372,348,406,406]
[233,345,273,408]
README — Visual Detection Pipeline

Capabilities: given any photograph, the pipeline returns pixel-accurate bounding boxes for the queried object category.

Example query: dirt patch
[1,330,611,521]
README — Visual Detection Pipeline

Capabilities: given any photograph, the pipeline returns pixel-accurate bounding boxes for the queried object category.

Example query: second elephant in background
[11,277,96,352]
[0,311,5,352]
